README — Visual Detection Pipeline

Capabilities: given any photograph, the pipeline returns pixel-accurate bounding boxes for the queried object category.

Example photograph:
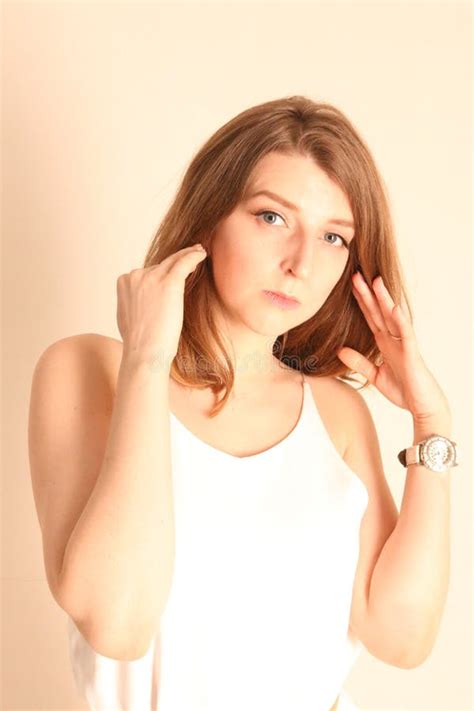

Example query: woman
[29,96,456,711]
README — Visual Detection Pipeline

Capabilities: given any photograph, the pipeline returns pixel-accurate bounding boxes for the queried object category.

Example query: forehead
[243,152,354,223]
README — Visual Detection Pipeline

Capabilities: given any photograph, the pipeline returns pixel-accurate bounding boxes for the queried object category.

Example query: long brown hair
[143,95,413,417]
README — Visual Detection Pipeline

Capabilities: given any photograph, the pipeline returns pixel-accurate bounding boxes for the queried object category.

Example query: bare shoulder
[36,333,123,399]
[305,371,366,405]
[303,373,367,459]
[38,332,121,360]
[84,332,123,373]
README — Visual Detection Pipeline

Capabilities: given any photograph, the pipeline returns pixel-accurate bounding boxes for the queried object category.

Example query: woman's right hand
[116,244,207,370]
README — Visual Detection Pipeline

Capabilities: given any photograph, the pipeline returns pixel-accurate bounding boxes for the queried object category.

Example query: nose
[280,236,313,280]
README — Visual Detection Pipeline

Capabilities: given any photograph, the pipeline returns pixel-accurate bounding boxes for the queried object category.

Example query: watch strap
[397,444,420,467]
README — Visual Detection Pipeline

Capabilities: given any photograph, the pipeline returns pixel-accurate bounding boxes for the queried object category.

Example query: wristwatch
[398,434,458,473]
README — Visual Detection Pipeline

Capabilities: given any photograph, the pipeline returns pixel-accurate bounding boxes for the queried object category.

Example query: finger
[398,293,412,322]
[373,277,418,350]
[163,244,207,276]
[352,272,387,332]
[392,302,419,354]
[159,243,206,269]
[337,346,379,385]
[351,286,379,334]
[372,276,400,336]
[175,247,208,270]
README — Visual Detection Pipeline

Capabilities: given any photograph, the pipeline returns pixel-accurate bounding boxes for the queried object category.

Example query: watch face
[421,436,456,472]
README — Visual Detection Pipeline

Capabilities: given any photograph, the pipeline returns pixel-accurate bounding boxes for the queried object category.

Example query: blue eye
[254,209,349,248]
[254,209,286,227]
[324,232,348,248]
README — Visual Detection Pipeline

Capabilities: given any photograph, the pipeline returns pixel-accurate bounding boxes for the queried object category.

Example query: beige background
[2,1,472,709]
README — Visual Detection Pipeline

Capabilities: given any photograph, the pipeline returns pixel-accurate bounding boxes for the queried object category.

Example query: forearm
[60,355,175,660]
[367,412,453,666]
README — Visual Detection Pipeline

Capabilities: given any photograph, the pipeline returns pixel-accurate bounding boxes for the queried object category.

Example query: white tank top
[67,372,368,711]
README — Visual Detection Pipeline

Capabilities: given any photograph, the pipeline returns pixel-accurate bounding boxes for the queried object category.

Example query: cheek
[212,240,262,289]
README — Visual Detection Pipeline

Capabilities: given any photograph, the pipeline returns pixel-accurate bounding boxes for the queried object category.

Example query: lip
[262,290,301,310]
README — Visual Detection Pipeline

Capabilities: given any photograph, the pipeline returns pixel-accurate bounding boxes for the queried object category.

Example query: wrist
[412,411,452,442]
[120,351,172,382]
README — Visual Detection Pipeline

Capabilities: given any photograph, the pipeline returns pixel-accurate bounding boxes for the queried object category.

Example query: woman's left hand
[336,273,451,421]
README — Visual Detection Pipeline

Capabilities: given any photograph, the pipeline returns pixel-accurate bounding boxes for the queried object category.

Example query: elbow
[59,582,157,662]
[71,614,155,662]
[367,639,432,670]
[88,632,154,662]
[364,635,434,669]
[385,618,438,669]
[392,613,441,669]
[362,603,438,669]
[56,562,159,662]
[390,643,434,669]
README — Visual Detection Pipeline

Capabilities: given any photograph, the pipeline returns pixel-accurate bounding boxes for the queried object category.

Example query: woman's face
[208,151,356,338]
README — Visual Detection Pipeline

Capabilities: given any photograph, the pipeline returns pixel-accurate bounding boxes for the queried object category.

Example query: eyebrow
[246,189,355,230]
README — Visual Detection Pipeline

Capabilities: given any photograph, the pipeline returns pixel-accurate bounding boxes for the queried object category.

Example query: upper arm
[28,333,115,610]
[336,381,400,661]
